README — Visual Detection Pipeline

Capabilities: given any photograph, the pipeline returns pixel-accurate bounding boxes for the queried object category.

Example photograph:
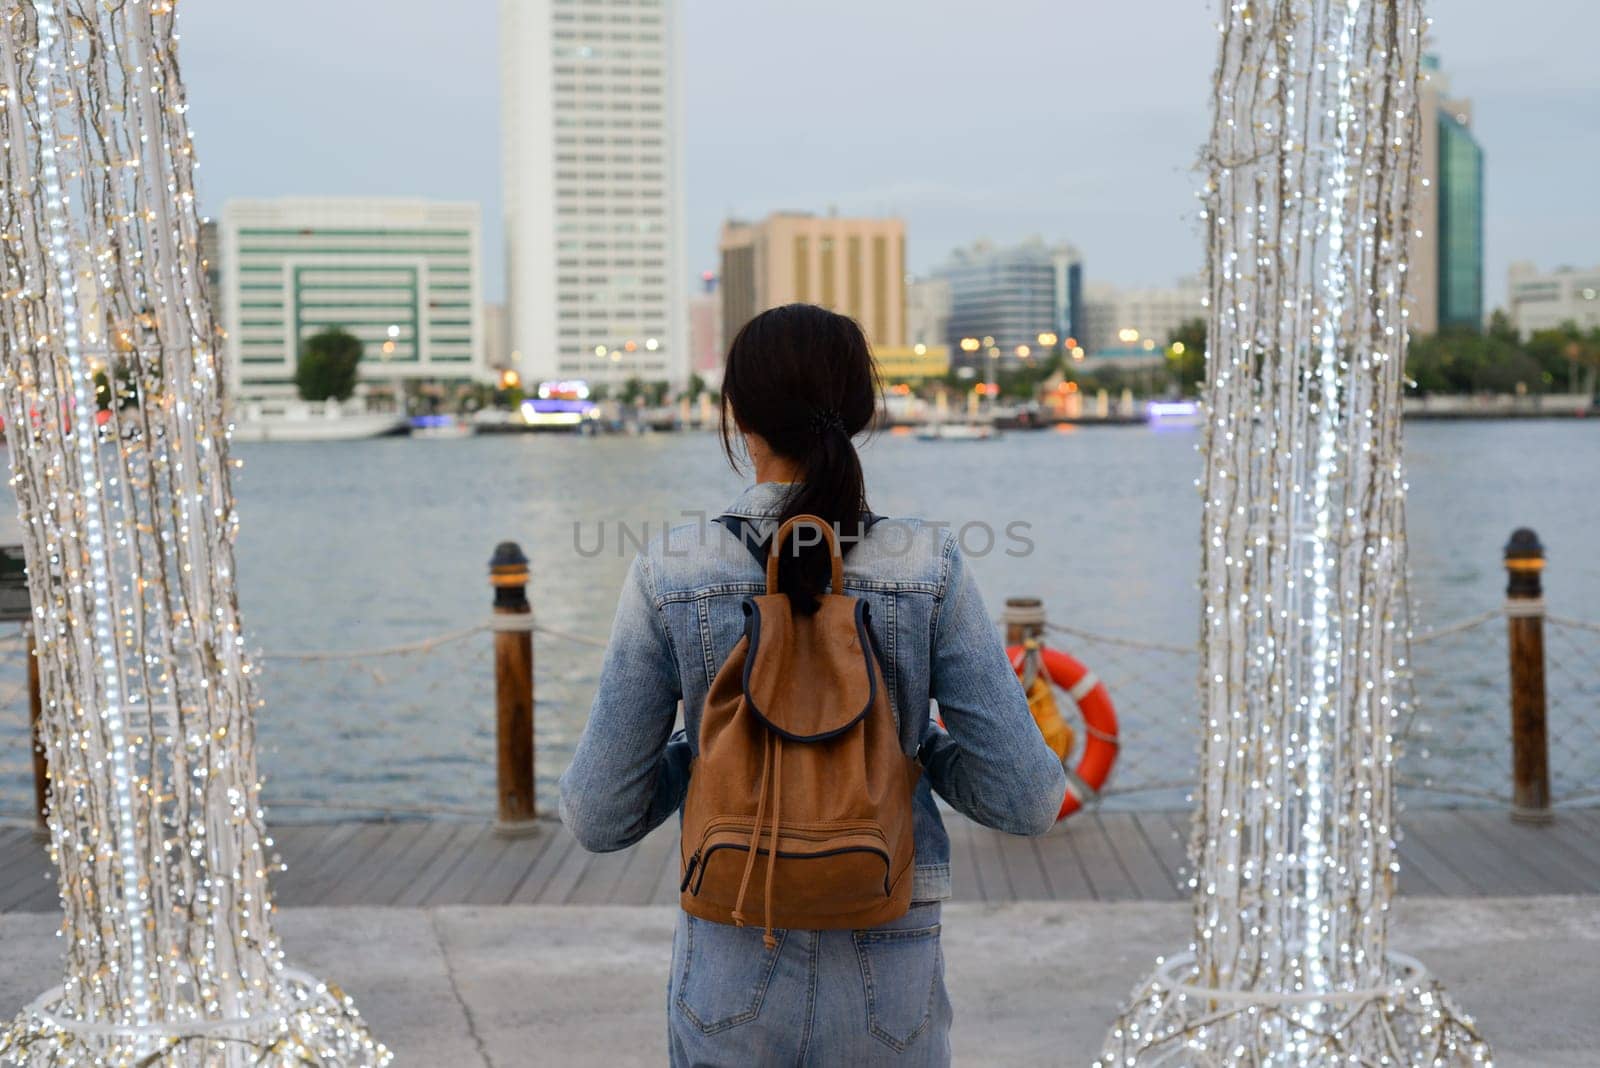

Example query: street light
[1037,332,1058,347]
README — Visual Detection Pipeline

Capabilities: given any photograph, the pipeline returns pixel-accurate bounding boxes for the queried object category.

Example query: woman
[560,303,1066,1066]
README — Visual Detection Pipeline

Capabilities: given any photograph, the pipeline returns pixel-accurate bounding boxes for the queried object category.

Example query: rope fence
[1,598,1596,823]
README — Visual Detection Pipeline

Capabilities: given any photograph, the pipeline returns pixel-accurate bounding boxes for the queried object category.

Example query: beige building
[719,213,907,347]
[1508,262,1600,337]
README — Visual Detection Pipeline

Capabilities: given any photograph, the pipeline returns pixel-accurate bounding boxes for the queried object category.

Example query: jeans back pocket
[852,921,943,1052]
[674,914,786,1035]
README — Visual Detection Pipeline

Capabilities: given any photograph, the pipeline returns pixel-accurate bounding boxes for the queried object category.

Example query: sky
[178,1,1600,311]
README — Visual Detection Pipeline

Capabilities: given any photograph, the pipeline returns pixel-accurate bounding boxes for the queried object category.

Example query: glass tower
[1436,107,1484,329]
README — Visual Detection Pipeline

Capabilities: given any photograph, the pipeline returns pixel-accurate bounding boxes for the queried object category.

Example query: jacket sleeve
[920,537,1067,836]
[559,552,691,852]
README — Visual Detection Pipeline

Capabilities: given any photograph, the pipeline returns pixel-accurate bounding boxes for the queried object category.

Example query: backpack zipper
[690,841,891,897]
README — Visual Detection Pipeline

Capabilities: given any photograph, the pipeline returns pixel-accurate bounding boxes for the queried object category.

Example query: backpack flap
[741,593,876,742]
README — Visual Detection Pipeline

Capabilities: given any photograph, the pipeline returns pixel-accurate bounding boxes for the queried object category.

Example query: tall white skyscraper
[500,0,686,389]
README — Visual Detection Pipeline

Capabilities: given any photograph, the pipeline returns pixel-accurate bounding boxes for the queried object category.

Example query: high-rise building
[718,213,907,347]
[501,0,686,388]
[930,238,1082,366]
[906,277,950,348]
[1080,277,1207,357]
[1410,55,1484,334]
[1507,262,1600,337]
[688,271,723,382]
[483,302,510,373]
[219,198,487,399]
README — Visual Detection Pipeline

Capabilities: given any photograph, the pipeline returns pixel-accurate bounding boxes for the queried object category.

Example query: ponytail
[719,304,880,614]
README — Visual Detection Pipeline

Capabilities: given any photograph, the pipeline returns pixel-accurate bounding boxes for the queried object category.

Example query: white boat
[230,399,408,443]
[915,422,997,441]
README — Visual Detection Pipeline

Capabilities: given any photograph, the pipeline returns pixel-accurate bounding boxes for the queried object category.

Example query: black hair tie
[808,408,846,438]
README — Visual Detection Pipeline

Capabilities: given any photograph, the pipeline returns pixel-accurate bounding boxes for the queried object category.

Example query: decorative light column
[1099,2,1489,1063]
[0,2,386,1063]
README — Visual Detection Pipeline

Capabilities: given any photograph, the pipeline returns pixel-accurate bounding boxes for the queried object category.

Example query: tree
[645,379,671,406]
[679,373,707,403]
[295,326,363,402]
[619,376,645,406]
[1166,318,1207,395]
[1526,322,1600,399]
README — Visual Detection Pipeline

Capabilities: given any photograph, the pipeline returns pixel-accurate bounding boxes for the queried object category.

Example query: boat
[914,390,998,441]
[915,421,997,441]
[409,414,476,440]
[229,399,408,442]
[1145,400,1203,429]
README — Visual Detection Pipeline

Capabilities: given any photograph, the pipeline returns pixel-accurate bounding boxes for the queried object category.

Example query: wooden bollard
[1004,597,1046,646]
[490,541,538,835]
[1504,528,1552,824]
[28,633,46,835]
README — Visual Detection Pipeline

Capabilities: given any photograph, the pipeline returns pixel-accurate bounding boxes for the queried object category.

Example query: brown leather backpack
[679,515,918,945]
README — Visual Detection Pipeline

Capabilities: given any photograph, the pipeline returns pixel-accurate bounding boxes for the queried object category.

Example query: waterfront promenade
[0,888,1594,1065]
[2,810,1598,1063]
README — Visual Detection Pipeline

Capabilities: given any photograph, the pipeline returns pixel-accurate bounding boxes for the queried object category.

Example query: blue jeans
[667,902,952,1067]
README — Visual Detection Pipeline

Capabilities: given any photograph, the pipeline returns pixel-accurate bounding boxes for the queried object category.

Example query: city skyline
[177,1,1599,314]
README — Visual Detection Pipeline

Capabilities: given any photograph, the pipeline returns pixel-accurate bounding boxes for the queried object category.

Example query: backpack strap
[713,511,884,570]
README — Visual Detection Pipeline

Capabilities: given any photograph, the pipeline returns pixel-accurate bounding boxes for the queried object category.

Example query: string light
[1098,2,1490,1063]
[0,2,387,1062]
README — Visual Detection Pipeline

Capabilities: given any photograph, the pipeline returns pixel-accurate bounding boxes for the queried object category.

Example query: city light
[1038,332,1058,346]
[913,343,927,355]
[1171,341,1187,355]
[593,344,607,357]
[646,337,659,350]
[1016,344,1031,358]
[499,369,521,390]
[960,337,981,353]
[1072,346,1086,360]
[1118,327,1140,343]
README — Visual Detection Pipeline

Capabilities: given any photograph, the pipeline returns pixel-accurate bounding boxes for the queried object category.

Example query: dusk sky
[179,1,1599,310]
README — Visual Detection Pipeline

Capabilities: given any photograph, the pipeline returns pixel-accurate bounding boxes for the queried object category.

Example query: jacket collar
[723,482,795,519]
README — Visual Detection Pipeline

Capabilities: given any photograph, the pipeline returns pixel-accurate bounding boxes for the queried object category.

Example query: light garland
[0,2,387,1063]
[1098,2,1491,1064]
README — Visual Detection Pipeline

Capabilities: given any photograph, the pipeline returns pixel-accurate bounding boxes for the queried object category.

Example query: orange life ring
[1007,642,1119,820]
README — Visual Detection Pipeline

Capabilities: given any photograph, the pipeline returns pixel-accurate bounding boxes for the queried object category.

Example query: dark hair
[720,303,881,614]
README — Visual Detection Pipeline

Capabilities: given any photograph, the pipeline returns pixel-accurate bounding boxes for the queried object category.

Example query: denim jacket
[559,482,1067,903]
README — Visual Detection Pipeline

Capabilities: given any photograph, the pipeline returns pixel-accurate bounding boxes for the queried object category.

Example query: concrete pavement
[1,898,1595,1066]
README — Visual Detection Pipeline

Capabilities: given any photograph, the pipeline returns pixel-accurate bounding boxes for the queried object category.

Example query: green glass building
[1435,97,1485,329]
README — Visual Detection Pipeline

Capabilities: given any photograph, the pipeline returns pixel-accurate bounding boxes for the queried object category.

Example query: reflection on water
[0,420,1595,817]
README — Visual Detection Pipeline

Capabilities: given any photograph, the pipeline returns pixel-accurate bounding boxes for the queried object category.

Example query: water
[1,420,1596,818]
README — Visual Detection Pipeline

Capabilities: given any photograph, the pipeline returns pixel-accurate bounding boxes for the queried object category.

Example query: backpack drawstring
[729,730,785,952]
[730,731,770,930]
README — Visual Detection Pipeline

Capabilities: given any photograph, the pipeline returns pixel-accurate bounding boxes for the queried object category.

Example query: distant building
[718,213,907,347]
[219,198,487,399]
[501,0,686,388]
[906,277,950,349]
[1507,262,1600,337]
[1080,277,1205,358]
[200,218,222,299]
[874,343,950,382]
[1410,55,1484,333]
[688,271,723,382]
[930,238,1081,368]
[483,302,510,373]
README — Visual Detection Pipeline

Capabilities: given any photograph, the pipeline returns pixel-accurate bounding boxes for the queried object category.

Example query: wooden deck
[1,808,1597,912]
